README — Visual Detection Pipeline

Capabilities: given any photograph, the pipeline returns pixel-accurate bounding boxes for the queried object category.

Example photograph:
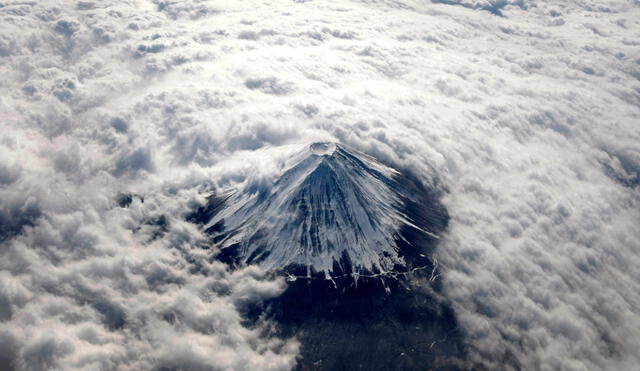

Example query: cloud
[0,0,639,370]
[431,0,527,16]
[244,77,296,95]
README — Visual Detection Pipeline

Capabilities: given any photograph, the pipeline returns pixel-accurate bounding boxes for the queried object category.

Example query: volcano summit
[193,142,446,279]
[189,143,460,371]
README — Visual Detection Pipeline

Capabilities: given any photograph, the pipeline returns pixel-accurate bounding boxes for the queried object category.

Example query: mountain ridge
[192,142,443,278]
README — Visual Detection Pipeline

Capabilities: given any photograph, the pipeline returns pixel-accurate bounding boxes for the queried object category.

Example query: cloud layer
[0,0,639,369]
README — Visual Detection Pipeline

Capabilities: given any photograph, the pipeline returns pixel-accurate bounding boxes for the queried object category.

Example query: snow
[206,143,429,276]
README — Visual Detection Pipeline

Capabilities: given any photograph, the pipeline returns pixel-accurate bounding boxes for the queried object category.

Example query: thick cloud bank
[0,0,639,370]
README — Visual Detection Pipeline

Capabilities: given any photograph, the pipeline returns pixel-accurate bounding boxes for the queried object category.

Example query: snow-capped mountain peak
[203,143,437,277]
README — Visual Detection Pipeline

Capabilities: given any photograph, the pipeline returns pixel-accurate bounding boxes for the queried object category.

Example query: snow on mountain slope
[202,143,437,277]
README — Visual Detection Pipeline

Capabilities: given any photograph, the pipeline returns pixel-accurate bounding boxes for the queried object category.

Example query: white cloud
[0,0,639,369]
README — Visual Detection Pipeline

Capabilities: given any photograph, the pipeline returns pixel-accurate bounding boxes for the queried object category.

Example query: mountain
[188,143,463,371]
[193,142,443,278]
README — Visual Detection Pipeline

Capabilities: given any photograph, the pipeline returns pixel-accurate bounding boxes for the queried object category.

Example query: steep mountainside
[198,143,441,277]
